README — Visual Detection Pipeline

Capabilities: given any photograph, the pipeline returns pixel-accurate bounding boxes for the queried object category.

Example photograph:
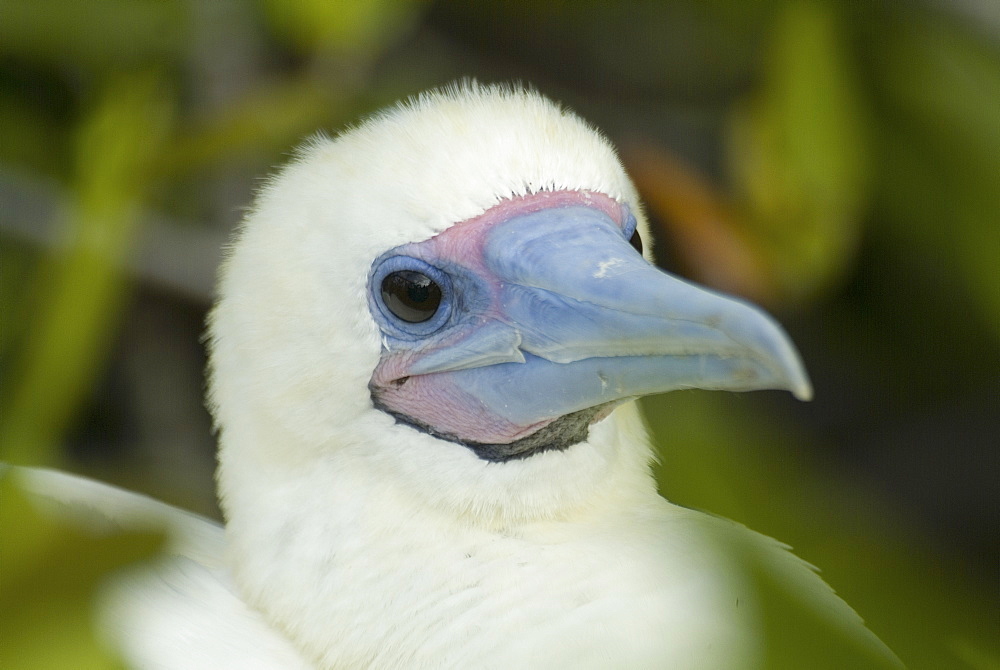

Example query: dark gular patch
[372,398,617,462]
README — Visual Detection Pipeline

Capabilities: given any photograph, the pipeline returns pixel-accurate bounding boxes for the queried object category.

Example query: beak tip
[792,378,814,402]
[778,347,813,402]
[781,349,813,401]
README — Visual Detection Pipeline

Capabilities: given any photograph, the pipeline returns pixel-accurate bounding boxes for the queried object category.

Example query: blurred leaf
[0,243,39,363]
[0,93,69,176]
[875,18,1000,341]
[0,473,162,670]
[157,77,341,178]
[728,0,870,302]
[0,73,173,465]
[948,638,1000,670]
[260,0,427,56]
[0,0,184,71]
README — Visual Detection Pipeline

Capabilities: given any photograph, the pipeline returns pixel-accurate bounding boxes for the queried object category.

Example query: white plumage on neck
[218,403,759,668]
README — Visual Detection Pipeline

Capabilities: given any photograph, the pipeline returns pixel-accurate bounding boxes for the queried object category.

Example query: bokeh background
[1,1,997,668]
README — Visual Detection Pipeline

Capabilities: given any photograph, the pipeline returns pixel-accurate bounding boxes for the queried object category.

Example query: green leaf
[728,1,870,301]
[874,18,1000,341]
[260,0,427,56]
[0,0,184,71]
[0,73,173,465]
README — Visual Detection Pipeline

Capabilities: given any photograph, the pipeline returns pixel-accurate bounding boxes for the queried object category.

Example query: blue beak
[371,205,811,456]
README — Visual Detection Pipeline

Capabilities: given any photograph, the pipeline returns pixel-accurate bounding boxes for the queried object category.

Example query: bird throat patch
[372,399,615,462]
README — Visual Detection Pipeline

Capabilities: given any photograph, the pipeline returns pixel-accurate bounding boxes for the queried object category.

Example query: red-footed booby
[13,84,902,669]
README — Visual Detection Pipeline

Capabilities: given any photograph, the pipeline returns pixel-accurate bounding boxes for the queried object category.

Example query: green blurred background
[1,1,997,668]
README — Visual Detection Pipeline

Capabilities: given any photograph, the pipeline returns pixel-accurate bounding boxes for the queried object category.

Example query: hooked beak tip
[792,376,814,402]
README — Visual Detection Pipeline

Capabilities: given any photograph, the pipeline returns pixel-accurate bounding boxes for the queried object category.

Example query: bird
[12,83,902,669]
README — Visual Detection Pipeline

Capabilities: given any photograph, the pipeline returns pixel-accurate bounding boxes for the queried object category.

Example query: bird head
[208,84,810,531]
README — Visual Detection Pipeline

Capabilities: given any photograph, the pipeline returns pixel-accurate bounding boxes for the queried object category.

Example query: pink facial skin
[370,190,628,446]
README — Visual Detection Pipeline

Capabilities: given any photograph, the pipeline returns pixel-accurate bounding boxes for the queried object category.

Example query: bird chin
[372,398,621,462]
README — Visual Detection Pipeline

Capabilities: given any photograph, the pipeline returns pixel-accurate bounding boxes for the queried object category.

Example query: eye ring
[369,255,453,338]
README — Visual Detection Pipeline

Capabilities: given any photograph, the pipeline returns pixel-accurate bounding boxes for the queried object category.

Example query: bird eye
[369,255,453,339]
[381,271,442,323]
[628,229,643,256]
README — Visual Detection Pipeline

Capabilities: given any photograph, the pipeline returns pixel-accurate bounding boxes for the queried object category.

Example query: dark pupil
[628,229,643,255]
[381,271,442,323]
